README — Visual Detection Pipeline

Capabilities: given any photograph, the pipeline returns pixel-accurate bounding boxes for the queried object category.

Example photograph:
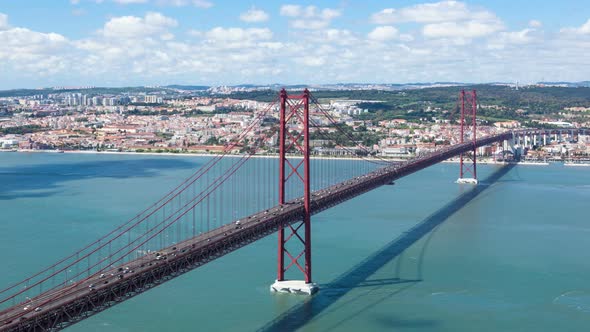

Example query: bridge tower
[270,88,318,295]
[456,89,478,185]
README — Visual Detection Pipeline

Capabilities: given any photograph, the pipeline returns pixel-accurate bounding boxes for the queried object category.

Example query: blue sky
[0,0,589,89]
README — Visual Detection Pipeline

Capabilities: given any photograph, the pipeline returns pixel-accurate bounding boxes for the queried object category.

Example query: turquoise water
[1,152,590,331]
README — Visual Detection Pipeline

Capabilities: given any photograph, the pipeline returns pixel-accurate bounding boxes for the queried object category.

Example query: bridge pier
[271,88,318,295]
[456,90,478,185]
[270,280,318,295]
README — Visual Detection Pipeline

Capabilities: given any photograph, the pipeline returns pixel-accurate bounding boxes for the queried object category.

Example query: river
[1,152,589,331]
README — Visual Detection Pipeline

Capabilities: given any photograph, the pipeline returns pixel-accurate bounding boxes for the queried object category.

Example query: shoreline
[442,159,550,166]
[4,149,587,166]
[8,149,404,162]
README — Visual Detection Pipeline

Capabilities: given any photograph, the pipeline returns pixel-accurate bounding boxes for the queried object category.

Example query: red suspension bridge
[0,89,587,331]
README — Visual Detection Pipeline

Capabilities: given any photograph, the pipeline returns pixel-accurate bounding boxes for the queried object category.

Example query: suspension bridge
[0,89,587,331]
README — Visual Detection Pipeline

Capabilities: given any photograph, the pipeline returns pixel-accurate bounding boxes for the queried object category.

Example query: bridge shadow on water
[0,158,198,200]
[256,163,516,332]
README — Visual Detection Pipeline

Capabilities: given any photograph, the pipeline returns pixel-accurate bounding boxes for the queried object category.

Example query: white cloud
[100,12,177,39]
[0,26,70,78]
[291,20,329,30]
[500,29,535,44]
[311,29,357,46]
[399,34,414,42]
[299,56,326,67]
[321,9,340,20]
[371,1,496,24]
[240,8,269,23]
[371,1,504,41]
[561,19,590,35]
[2,2,590,88]
[280,4,301,17]
[487,28,536,50]
[529,20,542,28]
[70,0,80,4]
[187,29,202,37]
[280,5,340,30]
[423,20,503,39]
[205,27,272,41]
[368,26,399,41]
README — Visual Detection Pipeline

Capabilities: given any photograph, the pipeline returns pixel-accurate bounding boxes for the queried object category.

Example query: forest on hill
[226,85,590,122]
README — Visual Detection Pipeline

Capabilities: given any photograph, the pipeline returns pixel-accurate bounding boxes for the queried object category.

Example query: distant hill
[0,86,163,98]
[226,84,590,122]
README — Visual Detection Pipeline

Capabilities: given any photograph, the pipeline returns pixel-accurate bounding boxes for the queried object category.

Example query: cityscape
[1,1,590,332]
[1,84,589,163]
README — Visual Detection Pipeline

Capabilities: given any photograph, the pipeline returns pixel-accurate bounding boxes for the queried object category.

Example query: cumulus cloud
[561,19,590,34]
[308,29,357,46]
[280,4,340,30]
[371,1,496,24]
[371,1,504,40]
[205,27,272,41]
[240,7,269,23]
[487,28,536,50]
[368,26,399,41]
[0,21,70,79]
[100,12,177,39]
[423,20,503,39]
[280,4,301,17]
[298,56,326,67]
[500,29,535,44]
[1,3,590,88]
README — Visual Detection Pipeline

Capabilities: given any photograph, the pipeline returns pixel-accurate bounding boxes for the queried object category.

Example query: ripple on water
[553,290,590,313]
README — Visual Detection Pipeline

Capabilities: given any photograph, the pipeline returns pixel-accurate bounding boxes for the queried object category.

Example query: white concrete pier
[456,178,478,185]
[270,280,319,295]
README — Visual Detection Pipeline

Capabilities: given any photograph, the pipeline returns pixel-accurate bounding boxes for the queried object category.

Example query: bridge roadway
[0,129,573,331]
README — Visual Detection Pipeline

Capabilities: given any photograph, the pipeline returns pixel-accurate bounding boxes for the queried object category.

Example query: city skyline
[1,0,589,89]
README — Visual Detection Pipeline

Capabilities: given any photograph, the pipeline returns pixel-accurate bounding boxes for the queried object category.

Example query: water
[1,152,589,331]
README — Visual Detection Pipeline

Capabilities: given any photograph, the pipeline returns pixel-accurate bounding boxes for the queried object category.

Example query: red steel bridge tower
[456,89,478,185]
[270,88,318,295]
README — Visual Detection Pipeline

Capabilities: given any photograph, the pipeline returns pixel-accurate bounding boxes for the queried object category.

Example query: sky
[0,0,589,89]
